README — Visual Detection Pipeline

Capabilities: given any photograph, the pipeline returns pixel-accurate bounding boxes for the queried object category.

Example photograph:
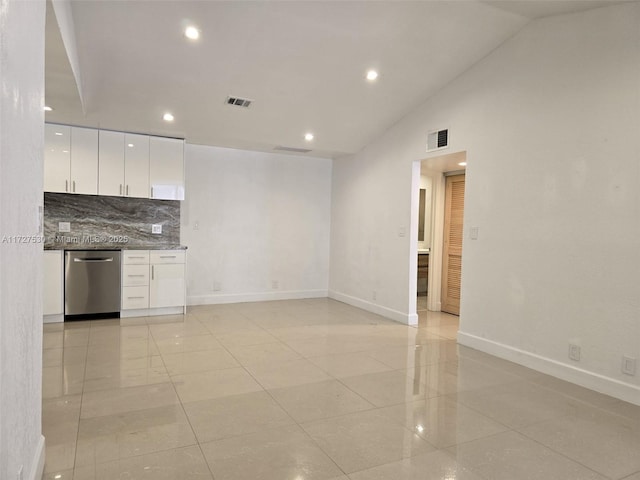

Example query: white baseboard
[43,314,63,324]
[457,331,640,406]
[121,306,184,318]
[188,289,328,306]
[329,290,416,325]
[28,435,45,480]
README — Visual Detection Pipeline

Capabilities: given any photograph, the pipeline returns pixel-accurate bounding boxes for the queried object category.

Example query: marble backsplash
[44,193,180,249]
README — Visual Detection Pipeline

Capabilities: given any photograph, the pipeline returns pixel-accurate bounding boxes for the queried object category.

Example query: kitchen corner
[43,192,188,323]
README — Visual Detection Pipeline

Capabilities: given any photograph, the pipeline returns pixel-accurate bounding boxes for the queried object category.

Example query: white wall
[182,144,332,304]
[330,3,640,404]
[0,1,47,479]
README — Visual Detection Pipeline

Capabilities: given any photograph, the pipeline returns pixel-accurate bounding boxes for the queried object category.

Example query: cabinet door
[149,264,185,308]
[124,134,150,198]
[98,130,125,196]
[70,127,98,195]
[44,124,71,193]
[149,137,184,200]
[43,251,63,315]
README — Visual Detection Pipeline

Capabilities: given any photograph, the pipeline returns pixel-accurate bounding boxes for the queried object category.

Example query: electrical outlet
[152,224,162,234]
[622,356,637,376]
[272,280,279,289]
[470,227,479,240]
[568,343,581,361]
[58,221,70,232]
[212,281,221,292]
[372,290,377,301]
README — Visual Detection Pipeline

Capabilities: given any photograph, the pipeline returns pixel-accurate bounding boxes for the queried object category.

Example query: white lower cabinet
[121,249,185,316]
[150,251,186,308]
[43,250,64,321]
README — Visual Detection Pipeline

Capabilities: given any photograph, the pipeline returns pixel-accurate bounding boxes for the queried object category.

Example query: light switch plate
[58,222,71,233]
[152,224,162,234]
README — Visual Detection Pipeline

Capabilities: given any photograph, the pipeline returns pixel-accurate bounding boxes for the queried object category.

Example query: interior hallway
[42,299,640,480]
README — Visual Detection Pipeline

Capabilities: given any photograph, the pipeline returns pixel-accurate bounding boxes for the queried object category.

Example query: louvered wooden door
[442,174,465,315]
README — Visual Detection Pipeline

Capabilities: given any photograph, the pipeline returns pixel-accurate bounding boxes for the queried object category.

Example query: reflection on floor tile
[41,299,639,480]
[377,396,508,448]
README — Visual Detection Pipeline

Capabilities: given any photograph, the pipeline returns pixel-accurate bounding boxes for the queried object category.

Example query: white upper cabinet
[99,132,150,198]
[149,136,185,200]
[98,130,125,196]
[124,134,150,198]
[44,124,71,193]
[45,123,184,200]
[70,127,98,195]
[45,125,98,194]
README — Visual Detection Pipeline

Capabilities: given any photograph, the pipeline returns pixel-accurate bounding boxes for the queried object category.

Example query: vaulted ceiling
[45,0,624,158]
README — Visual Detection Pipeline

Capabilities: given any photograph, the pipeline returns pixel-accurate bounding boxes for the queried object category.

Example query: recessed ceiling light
[458,162,467,166]
[127,143,134,148]
[44,105,53,112]
[304,133,314,141]
[366,70,378,81]
[54,132,63,136]
[184,25,200,40]
[163,112,174,122]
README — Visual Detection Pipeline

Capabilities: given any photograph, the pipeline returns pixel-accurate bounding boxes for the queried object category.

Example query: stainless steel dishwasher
[64,250,121,320]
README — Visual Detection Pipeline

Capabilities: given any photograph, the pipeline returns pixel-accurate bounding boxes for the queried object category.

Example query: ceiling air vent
[226,96,253,108]
[426,128,449,152]
[274,146,312,154]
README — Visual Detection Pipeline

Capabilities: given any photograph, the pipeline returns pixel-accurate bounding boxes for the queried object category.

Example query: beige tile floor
[42,298,640,480]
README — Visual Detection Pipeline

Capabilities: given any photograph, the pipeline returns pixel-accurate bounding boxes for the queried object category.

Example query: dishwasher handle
[73,257,114,263]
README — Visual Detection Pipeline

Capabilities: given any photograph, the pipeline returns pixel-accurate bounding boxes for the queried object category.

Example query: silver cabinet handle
[73,180,76,192]
[127,256,146,259]
[65,180,68,192]
[126,185,129,195]
[160,255,176,258]
[150,187,154,197]
[127,296,145,299]
[127,274,145,277]
[119,184,123,195]
[151,265,154,280]
[73,257,113,263]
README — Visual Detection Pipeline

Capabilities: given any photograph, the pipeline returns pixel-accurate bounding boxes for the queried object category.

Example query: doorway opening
[410,151,466,326]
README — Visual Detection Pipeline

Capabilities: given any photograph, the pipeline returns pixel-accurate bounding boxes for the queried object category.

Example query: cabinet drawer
[150,250,185,264]
[123,250,150,264]
[122,264,149,286]
[122,286,149,310]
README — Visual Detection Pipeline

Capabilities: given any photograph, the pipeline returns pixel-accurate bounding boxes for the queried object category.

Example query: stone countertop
[44,244,187,251]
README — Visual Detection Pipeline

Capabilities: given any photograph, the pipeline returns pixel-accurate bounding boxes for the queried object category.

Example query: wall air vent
[426,128,449,152]
[226,96,253,108]
[274,146,312,154]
